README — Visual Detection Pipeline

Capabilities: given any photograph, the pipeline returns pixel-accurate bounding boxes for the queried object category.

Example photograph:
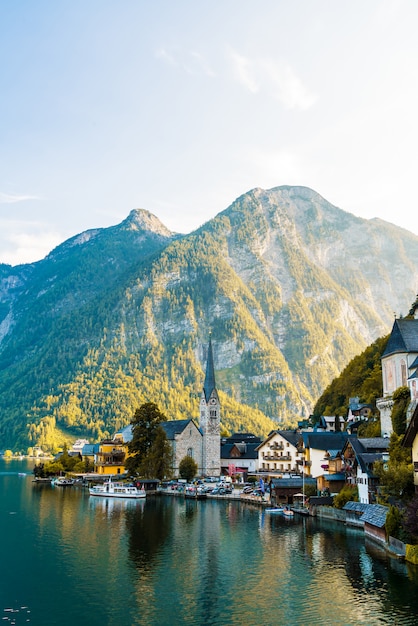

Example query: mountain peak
[121,209,174,238]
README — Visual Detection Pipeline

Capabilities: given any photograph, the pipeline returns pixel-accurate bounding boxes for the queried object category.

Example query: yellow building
[94,436,128,475]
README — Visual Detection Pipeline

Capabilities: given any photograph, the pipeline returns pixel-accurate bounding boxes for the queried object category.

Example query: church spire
[203,335,216,402]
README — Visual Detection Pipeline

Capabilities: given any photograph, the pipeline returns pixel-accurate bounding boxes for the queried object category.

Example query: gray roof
[322,472,345,481]
[81,444,97,455]
[161,419,200,440]
[271,477,317,488]
[382,319,418,357]
[360,504,389,528]
[115,424,134,442]
[302,432,349,451]
[358,438,390,450]
[343,501,369,512]
[277,430,300,447]
[220,442,259,460]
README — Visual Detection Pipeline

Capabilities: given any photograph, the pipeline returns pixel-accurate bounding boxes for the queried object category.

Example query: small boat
[18,472,26,477]
[283,508,294,517]
[52,477,75,486]
[265,507,284,514]
[89,479,146,499]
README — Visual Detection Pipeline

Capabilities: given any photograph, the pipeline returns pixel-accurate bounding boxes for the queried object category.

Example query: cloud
[0,229,63,266]
[229,50,259,93]
[156,47,215,77]
[228,49,317,110]
[0,192,40,204]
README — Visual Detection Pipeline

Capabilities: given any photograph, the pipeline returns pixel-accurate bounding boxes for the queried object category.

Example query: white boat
[283,508,294,517]
[89,479,146,499]
[265,507,284,514]
[52,477,75,486]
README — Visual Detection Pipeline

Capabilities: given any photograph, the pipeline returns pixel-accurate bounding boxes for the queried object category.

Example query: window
[187,448,193,458]
[401,360,407,387]
[210,410,217,418]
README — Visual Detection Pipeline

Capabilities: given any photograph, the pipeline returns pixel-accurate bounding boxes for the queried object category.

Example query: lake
[1,459,418,625]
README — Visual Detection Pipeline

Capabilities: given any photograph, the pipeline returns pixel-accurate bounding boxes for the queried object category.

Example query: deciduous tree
[179,455,198,482]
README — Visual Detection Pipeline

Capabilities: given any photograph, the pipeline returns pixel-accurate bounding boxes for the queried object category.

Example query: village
[28,305,418,567]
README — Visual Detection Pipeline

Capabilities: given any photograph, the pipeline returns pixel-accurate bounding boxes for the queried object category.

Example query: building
[161,419,203,476]
[301,431,350,478]
[377,304,418,437]
[257,430,303,474]
[199,336,221,476]
[220,433,261,478]
[93,435,127,475]
[342,437,390,503]
[403,402,418,493]
[270,476,317,506]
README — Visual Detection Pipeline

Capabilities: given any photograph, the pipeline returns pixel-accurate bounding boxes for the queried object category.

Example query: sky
[1,0,418,266]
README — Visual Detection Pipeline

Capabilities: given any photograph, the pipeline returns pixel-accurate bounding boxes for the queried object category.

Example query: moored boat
[89,479,146,499]
[283,508,294,517]
[52,477,75,486]
[265,507,284,514]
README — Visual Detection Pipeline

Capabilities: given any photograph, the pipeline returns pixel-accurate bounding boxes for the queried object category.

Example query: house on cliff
[377,302,418,437]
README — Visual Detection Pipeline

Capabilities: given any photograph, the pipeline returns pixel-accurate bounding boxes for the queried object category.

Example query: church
[114,337,221,477]
[161,336,221,477]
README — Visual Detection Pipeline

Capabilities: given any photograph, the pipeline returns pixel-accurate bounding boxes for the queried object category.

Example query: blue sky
[1,0,418,265]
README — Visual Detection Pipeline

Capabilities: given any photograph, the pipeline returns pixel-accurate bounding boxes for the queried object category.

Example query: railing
[263,454,292,461]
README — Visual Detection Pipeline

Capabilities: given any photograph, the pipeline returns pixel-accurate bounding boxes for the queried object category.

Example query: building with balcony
[257,430,304,474]
[94,436,127,475]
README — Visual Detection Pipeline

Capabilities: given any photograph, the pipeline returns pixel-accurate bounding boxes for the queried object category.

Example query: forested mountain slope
[1,186,417,451]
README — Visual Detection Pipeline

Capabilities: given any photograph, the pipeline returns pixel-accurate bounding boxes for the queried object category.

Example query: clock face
[210,398,217,405]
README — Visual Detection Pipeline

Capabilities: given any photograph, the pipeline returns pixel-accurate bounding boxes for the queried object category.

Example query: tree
[125,402,167,476]
[179,456,198,482]
[333,484,358,509]
[385,504,403,540]
[391,386,410,435]
[138,426,173,480]
[373,433,413,502]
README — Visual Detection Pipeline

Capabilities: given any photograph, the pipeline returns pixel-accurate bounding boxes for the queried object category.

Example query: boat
[52,477,75,486]
[89,479,146,499]
[265,507,284,514]
[283,508,294,517]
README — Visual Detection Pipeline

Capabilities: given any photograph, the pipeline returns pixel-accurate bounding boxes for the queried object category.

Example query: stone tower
[199,337,221,476]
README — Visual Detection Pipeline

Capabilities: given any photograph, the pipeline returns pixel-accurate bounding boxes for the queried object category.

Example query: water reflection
[2,461,418,626]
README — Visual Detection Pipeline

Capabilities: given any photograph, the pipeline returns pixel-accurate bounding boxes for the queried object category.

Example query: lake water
[1,459,418,625]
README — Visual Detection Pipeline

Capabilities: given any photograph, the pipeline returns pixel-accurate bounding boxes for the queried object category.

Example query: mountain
[1,186,418,451]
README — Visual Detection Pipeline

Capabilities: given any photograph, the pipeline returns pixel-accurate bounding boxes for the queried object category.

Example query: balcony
[263,454,292,461]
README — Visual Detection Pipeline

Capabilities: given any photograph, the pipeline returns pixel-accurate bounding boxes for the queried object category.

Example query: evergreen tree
[138,426,173,480]
[125,402,167,476]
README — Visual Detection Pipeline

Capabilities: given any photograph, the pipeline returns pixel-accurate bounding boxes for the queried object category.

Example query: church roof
[161,419,199,440]
[203,337,216,402]
[382,319,418,357]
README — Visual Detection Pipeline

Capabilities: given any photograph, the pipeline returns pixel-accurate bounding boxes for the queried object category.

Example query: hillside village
[25,302,418,563]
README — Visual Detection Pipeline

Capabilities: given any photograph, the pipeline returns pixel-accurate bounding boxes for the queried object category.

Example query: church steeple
[199,336,220,476]
[203,335,216,402]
